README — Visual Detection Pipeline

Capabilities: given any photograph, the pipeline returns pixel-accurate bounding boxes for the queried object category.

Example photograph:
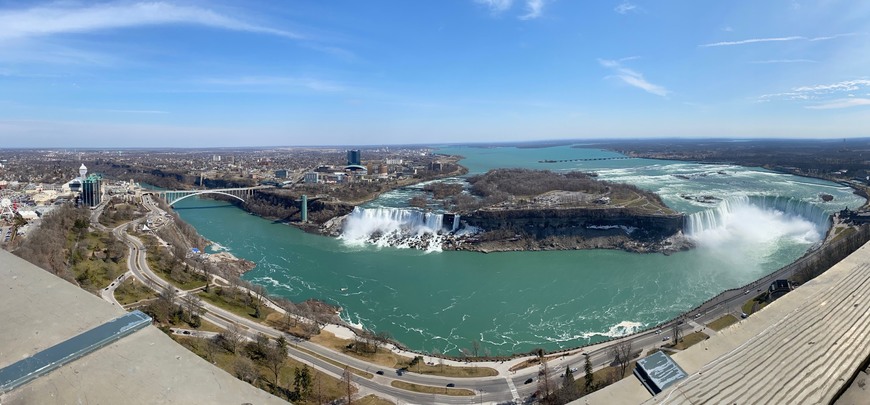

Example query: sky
[0,0,869,147]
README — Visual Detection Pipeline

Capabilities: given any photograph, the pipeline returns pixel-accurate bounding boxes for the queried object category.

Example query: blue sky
[0,0,868,147]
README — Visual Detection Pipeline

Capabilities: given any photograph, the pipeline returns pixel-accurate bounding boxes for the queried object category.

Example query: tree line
[14,204,127,291]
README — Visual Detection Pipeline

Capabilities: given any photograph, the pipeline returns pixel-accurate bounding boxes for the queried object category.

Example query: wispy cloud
[809,33,859,41]
[759,79,870,104]
[806,98,870,109]
[700,33,857,47]
[749,59,817,64]
[201,76,346,92]
[519,0,546,20]
[614,2,638,14]
[0,2,302,42]
[77,108,169,114]
[598,58,669,97]
[475,0,513,14]
[700,36,804,47]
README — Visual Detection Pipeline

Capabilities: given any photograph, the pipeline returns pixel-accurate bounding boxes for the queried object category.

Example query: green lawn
[671,331,709,350]
[742,294,769,315]
[707,314,739,331]
[114,278,158,305]
[199,289,278,321]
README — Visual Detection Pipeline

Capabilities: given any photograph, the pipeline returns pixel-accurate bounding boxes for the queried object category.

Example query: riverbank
[450,231,693,254]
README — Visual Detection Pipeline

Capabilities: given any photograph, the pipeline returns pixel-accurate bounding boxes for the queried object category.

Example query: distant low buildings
[303,172,320,184]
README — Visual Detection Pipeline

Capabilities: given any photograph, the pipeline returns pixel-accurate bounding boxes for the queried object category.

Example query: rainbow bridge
[149,185,273,206]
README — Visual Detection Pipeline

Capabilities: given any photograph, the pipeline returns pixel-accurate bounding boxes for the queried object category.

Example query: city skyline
[1,0,869,147]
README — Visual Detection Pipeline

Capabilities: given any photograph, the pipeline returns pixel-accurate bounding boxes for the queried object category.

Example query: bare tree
[181,293,204,324]
[432,348,445,372]
[342,366,355,404]
[233,356,259,383]
[537,350,552,401]
[672,319,683,345]
[156,283,177,323]
[203,336,220,363]
[312,372,324,405]
[611,340,633,379]
[221,322,245,354]
[264,339,286,388]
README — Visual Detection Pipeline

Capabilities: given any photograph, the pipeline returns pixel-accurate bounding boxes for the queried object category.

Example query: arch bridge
[150,185,273,206]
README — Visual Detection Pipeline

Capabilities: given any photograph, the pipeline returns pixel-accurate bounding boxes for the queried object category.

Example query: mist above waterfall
[686,196,826,250]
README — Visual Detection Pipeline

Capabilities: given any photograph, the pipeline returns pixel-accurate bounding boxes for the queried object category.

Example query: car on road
[376,370,384,375]
[741,312,748,319]
[446,383,454,387]
[655,329,662,334]
[524,378,534,384]
[569,367,578,373]
[662,336,671,341]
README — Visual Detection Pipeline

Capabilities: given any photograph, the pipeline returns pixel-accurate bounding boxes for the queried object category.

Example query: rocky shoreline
[448,231,694,254]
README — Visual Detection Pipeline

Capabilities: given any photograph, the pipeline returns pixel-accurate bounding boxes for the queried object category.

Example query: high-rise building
[347,149,361,166]
[81,174,102,207]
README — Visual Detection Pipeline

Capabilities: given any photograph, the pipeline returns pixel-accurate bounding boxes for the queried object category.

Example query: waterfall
[340,207,461,251]
[685,195,831,247]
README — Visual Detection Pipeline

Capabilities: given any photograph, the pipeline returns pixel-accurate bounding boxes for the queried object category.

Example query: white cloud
[806,98,870,109]
[519,0,546,20]
[614,2,637,14]
[0,2,302,41]
[598,59,669,97]
[475,0,513,14]
[700,33,857,47]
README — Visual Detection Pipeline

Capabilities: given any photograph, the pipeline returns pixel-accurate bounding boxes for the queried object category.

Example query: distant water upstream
[174,145,864,355]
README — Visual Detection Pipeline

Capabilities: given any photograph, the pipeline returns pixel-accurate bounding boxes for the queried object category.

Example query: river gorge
[173,145,865,356]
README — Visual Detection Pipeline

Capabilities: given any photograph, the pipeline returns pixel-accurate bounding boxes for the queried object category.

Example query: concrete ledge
[0,249,284,405]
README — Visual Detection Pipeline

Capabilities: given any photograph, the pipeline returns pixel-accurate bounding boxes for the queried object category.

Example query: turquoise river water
[173,145,864,355]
